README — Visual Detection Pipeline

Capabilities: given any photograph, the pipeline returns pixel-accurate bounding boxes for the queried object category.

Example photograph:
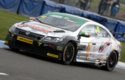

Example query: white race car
[5,12,121,71]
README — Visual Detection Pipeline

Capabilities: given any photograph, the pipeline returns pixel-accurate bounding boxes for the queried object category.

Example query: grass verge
[0,10,28,40]
[120,42,125,62]
[0,10,125,62]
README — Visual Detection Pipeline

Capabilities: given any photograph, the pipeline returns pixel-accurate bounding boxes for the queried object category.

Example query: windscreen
[35,15,82,32]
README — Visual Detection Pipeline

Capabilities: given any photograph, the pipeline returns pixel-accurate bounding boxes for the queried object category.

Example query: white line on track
[0,72,8,76]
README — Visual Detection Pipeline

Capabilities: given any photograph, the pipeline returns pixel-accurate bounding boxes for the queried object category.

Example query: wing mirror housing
[30,17,36,20]
[79,32,91,37]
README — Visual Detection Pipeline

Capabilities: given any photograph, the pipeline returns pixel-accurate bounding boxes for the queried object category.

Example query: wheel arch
[67,40,78,62]
[112,50,119,61]
[68,40,77,52]
[62,40,78,64]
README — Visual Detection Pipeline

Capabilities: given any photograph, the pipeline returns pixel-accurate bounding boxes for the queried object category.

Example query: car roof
[42,12,91,26]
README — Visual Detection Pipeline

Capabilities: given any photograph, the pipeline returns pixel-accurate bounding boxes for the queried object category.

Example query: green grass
[0,10,28,40]
[120,3,125,11]
[91,0,100,8]
[0,10,125,62]
[121,0,125,3]
[120,42,125,62]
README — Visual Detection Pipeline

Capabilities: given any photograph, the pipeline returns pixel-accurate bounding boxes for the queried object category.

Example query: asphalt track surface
[0,48,125,80]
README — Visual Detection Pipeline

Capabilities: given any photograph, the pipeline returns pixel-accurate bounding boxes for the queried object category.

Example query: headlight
[9,25,16,33]
[44,36,63,42]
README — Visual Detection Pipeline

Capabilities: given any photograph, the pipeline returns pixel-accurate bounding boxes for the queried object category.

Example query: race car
[5,12,121,71]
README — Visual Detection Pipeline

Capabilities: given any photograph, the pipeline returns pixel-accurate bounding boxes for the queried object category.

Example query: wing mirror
[79,32,91,37]
[30,17,36,20]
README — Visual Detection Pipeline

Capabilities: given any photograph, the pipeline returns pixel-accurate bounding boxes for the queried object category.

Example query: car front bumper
[5,32,65,60]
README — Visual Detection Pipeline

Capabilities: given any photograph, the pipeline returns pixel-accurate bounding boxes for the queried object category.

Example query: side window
[81,25,97,37]
[96,26,110,38]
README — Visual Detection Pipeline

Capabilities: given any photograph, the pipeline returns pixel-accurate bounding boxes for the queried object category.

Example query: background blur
[52,0,125,21]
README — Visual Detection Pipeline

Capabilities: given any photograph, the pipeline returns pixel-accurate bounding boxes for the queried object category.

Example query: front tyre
[103,51,118,71]
[62,42,75,65]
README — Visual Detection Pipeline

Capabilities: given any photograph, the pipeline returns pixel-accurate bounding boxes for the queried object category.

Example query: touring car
[5,12,121,71]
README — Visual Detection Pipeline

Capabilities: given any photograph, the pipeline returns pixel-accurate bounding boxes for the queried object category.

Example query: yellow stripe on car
[113,37,118,50]
[86,40,93,60]
[47,53,59,58]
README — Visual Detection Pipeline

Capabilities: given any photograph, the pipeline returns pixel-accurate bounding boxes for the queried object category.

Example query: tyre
[103,51,118,71]
[62,42,75,65]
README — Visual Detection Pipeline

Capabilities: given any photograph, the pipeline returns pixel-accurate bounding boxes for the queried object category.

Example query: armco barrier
[60,4,83,16]
[18,0,44,17]
[41,0,63,15]
[82,11,92,18]
[0,0,21,13]
[115,21,125,41]
[86,13,107,24]
[102,19,118,32]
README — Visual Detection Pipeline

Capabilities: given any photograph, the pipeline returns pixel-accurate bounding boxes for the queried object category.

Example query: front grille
[15,28,44,40]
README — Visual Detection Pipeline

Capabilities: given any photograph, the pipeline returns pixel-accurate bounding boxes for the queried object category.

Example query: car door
[92,26,112,61]
[77,25,97,61]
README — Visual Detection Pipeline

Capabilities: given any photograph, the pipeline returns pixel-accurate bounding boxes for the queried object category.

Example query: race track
[0,41,125,80]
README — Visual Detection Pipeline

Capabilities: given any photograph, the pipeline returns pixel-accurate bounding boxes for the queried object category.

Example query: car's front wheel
[62,42,75,65]
[103,51,118,71]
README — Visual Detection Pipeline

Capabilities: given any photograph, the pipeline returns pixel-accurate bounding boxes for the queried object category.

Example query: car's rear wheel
[62,42,75,65]
[103,51,118,71]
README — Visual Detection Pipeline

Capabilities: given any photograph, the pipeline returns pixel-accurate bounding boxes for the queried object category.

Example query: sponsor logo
[99,42,111,53]
[17,25,52,33]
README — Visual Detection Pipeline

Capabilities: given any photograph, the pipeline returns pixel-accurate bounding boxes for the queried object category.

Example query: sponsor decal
[96,26,100,33]
[17,25,28,28]
[17,36,33,44]
[17,25,52,33]
[86,40,94,60]
[98,42,111,53]
[47,53,59,58]
[38,42,42,46]
[57,46,63,51]
[11,34,14,37]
